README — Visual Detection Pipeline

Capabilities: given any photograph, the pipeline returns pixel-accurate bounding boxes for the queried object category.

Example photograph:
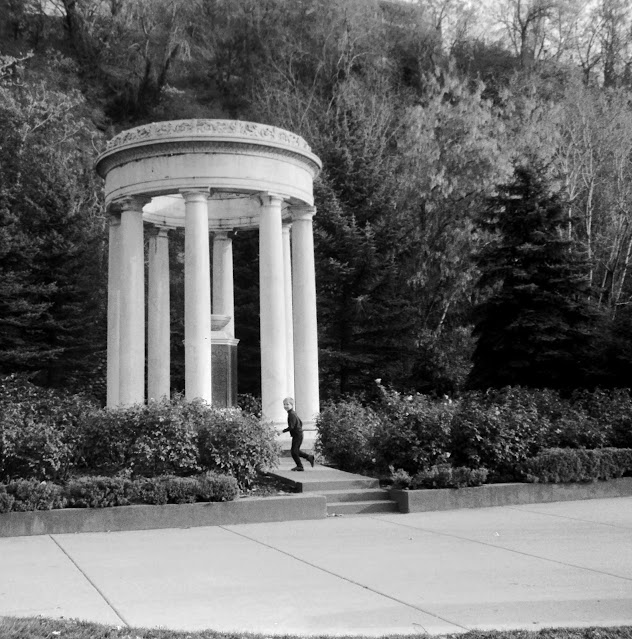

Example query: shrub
[523,448,632,483]
[237,393,262,418]
[65,476,133,508]
[5,479,67,511]
[372,386,454,474]
[411,464,489,489]
[195,471,239,502]
[0,374,96,481]
[76,400,200,477]
[0,485,15,513]
[192,404,279,489]
[315,398,382,474]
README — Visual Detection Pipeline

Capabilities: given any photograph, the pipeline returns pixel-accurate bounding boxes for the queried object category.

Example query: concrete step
[299,477,380,492]
[327,500,400,516]
[319,488,392,503]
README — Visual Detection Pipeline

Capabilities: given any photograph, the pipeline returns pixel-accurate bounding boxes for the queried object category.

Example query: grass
[1,618,632,639]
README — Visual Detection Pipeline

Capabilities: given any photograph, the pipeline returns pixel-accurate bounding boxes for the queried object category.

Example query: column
[148,225,170,401]
[291,206,320,428]
[118,196,146,406]
[106,211,121,408]
[259,194,287,425]
[212,231,235,337]
[182,189,212,403]
[282,223,295,398]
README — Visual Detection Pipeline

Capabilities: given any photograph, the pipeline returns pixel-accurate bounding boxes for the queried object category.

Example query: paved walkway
[1,496,631,636]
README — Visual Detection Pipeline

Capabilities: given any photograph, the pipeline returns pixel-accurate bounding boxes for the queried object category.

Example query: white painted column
[291,206,320,428]
[282,223,295,398]
[182,190,212,403]
[148,225,171,401]
[106,212,121,408]
[118,196,146,406]
[212,231,235,337]
[259,194,287,425]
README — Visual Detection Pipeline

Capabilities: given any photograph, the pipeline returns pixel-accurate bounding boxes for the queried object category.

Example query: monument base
[211,332,239,407]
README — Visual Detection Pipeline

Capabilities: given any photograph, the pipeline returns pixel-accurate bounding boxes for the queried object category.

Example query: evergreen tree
[468,164,598,390]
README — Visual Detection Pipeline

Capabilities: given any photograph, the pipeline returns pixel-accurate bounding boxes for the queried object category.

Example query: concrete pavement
[1,497,631,636]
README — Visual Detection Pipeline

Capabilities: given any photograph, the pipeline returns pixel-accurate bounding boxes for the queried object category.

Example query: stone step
[327,500,400,516]
[299,477,380,492]
[319,488,392,503]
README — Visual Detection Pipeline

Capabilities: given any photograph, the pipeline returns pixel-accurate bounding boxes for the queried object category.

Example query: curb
[390,476,632,513]
[0,494,327,538]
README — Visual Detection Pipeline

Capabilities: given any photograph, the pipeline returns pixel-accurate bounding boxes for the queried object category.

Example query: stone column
[118,196,146,406]
[259,194,287,425]
[212,231,235,337]
[282,223,295,398]
[291,206,320,429]
[106,211,121,408]
[182,189,212,403]
[148,225,171,402]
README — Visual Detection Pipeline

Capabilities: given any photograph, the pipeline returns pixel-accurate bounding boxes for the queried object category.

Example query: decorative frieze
[105,119,312,153]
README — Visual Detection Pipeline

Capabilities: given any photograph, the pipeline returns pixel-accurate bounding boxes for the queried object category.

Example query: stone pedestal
[211,333,239,408]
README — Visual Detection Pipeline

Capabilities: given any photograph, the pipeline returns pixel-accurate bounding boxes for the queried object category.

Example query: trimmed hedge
[391,465,488,490]
[523,448,632,483]
[0,472,239,513]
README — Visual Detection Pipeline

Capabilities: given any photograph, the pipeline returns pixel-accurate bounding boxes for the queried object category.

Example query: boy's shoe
[309,454,315,468]
[291,466,304,471]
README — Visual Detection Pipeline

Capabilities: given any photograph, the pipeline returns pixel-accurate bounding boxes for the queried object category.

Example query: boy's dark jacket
[283,409,303,437]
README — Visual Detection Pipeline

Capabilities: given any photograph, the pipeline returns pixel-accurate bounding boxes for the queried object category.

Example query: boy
[282,397,315,471]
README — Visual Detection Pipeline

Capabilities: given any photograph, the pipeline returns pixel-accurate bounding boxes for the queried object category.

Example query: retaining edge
[390,477,632,513]
[0,494,327,538]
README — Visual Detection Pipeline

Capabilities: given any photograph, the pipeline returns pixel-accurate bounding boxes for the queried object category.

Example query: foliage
[0,472,239,512]
[523,448,632,483]
[0,374,97,481]
[390,464,488,490]
[193,404,280,489]
[371,382,455,474]
[77,400,201,477]
[449,390,547,482]
[315,398,383,474]
[469,163,599,391]
[4,479,67,511]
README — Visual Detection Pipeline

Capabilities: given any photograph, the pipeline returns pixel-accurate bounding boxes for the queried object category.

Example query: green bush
[449,389,546,481]
[372,386,454,474]
[192,403,279,489]
[77,400,201,477]
[0,374,96,481]
[195,471,239,502]
[315,398,382,473]
[523,447,632,483]
[0,485,15,513]
[390,464,488,489]
[5,479,67,511]
[65,476,133,508]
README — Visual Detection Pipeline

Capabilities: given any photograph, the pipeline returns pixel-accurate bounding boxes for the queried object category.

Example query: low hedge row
[317,383,632,482]
[0,375,279,489]
[523,447,632,483]
[0,472,239,513]
[391,464,489,490]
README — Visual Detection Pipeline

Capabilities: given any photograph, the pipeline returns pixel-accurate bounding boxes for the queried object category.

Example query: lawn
[1,617,631,639]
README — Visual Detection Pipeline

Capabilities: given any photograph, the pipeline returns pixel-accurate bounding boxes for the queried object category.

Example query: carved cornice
[105,119,312,152]
[96,139,321,178]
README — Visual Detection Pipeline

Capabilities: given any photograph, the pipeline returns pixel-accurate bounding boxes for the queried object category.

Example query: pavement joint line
[505,503,632,530]
[218,524,469,633]
[48,534,129,628]
[369,515,632,583]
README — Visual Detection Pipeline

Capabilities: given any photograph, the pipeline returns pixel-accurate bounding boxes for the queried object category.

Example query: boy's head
[283,397,294,411]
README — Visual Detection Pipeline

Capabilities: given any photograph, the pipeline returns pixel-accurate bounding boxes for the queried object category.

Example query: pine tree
[468,164,598,390]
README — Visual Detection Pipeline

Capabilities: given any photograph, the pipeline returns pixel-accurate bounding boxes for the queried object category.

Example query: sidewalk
[1,497,631,636]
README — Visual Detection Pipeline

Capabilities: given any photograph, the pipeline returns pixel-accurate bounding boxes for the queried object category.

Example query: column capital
[111,195,150,214]
[148,224,170,238]
[282,223,292,233]
[213,230,231,240]
[291,205,316,222]
[180,188,210,203]
[258,192,285,207]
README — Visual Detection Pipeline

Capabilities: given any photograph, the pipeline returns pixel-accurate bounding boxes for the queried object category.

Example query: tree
[468,163,599,390]
[0,72,107,391]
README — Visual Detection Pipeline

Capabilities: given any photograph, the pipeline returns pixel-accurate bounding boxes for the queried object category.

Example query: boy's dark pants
[291,432,311,468]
